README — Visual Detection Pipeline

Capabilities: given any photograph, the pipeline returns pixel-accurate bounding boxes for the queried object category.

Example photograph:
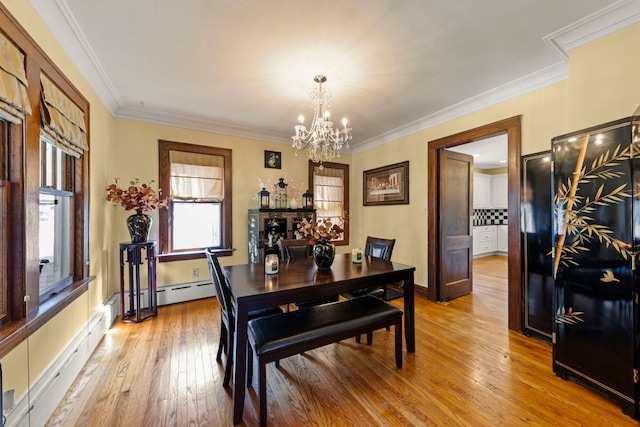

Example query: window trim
[0,3,91,357]
[158,140,233,261]
[308,160,350,246]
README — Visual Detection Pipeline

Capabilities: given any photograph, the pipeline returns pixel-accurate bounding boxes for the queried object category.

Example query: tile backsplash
[473,209,508,226]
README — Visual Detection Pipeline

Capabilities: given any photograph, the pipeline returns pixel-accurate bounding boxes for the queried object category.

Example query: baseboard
[3,280,214,425]
[3,302,112,426]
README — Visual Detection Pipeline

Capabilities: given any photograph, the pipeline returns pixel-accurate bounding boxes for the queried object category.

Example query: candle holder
[258,187,270,209]
[351,247,363,264]
[265,254,279,275]
[302,189,314,209]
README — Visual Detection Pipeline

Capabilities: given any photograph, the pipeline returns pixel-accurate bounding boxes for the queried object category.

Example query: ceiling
[447,135,508,170]
[28,0,640,152]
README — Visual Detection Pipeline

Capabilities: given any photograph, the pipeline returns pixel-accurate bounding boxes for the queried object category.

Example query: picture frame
[363,161,409,206]
[264,150,281,169]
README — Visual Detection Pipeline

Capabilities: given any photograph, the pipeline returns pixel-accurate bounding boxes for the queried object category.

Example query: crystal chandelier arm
[292,75,352,164]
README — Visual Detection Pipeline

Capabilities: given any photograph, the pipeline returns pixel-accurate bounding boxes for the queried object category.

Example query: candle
[265,254,279,275]
[351,248,362,264]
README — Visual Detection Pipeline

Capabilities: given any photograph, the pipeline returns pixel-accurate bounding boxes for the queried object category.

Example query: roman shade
[0,32,31,123]
[40,72,88,158]
[170,150,224,201]
[314,172,344,219]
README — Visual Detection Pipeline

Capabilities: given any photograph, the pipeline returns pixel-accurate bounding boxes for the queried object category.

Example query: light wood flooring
[47,256,638,426]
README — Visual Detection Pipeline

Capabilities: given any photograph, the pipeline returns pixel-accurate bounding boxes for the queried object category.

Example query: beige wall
[350,22,640,288]
[2,0,116,399]
[111,119,352,293]
[2,0,640,413]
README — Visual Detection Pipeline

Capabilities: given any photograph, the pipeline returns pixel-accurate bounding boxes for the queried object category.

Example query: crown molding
[29,0,122,113]
[543,0,640,59]
[29,0,640,152]
[352,62,568,153]
[115,107,292,145]
[354,0,640,153]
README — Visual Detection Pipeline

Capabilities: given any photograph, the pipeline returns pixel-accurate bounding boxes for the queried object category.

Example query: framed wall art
[363,161,409,206]
[264,150,281,169]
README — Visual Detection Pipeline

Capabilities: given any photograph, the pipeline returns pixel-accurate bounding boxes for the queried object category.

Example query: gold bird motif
[600,270,620,283]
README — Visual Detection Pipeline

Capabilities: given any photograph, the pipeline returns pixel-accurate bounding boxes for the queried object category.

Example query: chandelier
[292,75,352,165]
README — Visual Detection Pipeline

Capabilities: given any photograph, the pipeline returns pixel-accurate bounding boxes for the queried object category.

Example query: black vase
[312,242,335,269]
[126,210,152,243]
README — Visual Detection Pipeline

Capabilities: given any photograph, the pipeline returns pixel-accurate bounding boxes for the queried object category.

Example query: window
[39,139,74,297]
[38,71,88,301]
[308,161,349,245]
[0,121,9,322]
[158,140,232,260]
[0,4,90,353]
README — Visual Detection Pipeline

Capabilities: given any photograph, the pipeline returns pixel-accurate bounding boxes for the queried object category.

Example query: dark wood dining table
[224,253,416,424]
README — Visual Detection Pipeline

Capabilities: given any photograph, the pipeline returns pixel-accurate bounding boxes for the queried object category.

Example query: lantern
[258,187,270,209]
[302,189,314,209]
[276,178,288,208]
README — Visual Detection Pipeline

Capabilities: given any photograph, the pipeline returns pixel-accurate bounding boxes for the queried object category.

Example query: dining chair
[341,236,396,344]
[278,239,339,310]
[343,236,396,299]
[205,247,282,387]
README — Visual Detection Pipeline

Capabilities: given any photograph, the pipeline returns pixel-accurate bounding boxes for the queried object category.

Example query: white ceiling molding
[28,0,122,113]
[352,62,569,153]
[115,107,292,145]
[28,0,640,152]
[544,0,640,59]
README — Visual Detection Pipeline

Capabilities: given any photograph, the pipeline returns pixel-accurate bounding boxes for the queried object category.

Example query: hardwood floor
[47,255,637,426]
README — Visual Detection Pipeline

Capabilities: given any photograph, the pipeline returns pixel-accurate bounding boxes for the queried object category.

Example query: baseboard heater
[120,279,215,314]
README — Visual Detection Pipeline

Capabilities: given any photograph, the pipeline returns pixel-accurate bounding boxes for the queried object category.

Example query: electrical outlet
[191,268,199,278]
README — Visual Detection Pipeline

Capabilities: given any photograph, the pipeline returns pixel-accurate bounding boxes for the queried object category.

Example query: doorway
[427,116,522,331]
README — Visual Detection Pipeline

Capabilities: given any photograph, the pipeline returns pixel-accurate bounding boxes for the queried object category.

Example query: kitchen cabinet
[473,173,491,209]
[472,225,496,256]
[497,225,508,252]
[492,173,508,208]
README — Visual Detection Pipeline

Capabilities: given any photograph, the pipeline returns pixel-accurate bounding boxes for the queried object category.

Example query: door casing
[427,116,522,331]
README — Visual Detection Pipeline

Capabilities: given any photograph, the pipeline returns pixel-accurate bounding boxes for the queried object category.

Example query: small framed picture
[264,150,281,169]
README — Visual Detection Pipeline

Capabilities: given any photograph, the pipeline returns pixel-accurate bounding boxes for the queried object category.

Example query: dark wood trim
[158,140,233,255]
[308,160,350,245]
[0,276,92,359]
[0,3,91,346]
[427,116,522,331]
[414,284,429,300]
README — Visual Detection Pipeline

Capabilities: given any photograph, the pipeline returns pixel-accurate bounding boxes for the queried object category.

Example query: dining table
[224,253,416,424]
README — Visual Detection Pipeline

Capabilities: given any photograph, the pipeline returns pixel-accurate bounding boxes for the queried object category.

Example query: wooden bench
[247,295,403,426]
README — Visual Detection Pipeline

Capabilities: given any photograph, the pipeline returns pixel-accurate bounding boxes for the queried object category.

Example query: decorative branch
[554,134,590,279]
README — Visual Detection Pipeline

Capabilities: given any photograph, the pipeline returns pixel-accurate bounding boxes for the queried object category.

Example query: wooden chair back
[365,236,396,261]
[278,239,312,261]
[205,247,234,321]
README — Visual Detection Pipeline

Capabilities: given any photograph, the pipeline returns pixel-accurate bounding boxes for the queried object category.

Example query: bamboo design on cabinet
[553,137,635,278]
[553,130,638,326]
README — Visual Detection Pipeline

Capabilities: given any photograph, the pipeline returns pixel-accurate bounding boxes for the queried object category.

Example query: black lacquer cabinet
[552,116,639,418]
[247,208,315,264]
[521,152,553,341]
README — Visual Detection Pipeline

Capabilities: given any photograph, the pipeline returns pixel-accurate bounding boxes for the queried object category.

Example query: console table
[119,241,158,323]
